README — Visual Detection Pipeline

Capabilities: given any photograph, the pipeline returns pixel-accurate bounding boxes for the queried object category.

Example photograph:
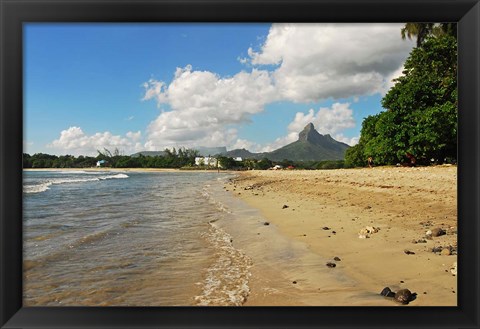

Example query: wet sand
[227,166,457,306]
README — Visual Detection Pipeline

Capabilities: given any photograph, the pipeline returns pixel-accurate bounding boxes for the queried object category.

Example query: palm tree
[401,23,435,47]
[401,23,456,47]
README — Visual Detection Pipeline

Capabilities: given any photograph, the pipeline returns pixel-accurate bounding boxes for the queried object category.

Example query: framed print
[1,0,479,328]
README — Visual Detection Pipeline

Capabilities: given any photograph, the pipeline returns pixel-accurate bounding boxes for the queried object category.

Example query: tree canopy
[346,32,457,167]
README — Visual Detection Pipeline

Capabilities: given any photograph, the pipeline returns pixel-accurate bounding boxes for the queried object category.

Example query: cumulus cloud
[142,65,277,149]
[142,24,413,151]
[48,126,143,156]
[248,23,414,102]
[236,102,358,152]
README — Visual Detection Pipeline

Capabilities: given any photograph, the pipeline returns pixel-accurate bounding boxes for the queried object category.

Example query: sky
[24,23,415,156]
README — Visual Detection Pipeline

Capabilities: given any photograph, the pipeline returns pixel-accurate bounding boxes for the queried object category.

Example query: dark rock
[333,257,341,261]
[322,227,330,230]
[332,231,336,234]
[282,205,289,209]
[326,262,336,268]
[380,287,395,298]
[263,222,270,226]
[292,281,297,284]
[404,250,415,255]
[394,289,413,304]
[432,246,443,253]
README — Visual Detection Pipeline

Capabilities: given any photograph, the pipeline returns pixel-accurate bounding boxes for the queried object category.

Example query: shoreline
[23,167,232,173]
[226,166,457,306]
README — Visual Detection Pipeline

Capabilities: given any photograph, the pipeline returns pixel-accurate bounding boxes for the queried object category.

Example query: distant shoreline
[23,167,232,173]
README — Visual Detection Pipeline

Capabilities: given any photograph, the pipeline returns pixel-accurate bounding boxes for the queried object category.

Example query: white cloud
[257,102,357,151]
[236,102,358,152]
[142,65,277,149]
[142,24,413,151]
[333,134,360,146]
[288,102,356,136]
[248,23,415,102]
[48,126,143,156]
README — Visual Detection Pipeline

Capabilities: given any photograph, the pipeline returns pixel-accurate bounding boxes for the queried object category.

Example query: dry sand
[227,165,457,306]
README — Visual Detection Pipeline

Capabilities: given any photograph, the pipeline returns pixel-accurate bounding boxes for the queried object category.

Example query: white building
[194,156,220,168]
[233,157,243,162]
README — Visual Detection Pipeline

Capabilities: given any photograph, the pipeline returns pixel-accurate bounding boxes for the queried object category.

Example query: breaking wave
[24,173,129,194]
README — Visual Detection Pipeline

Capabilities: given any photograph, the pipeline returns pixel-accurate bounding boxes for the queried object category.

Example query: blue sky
[24,23,414,156]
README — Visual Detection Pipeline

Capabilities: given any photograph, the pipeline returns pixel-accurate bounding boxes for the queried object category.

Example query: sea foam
[23,173,129,194]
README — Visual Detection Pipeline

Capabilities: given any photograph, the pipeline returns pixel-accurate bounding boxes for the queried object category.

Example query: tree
[349,34,457,167]
[401,23,456,47]
[382,34,457,164]
[255,158,272,170]
[218,156,237,169]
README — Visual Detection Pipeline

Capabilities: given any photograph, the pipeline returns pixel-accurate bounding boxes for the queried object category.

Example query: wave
[194,223,252,306]
[24,173,129,194]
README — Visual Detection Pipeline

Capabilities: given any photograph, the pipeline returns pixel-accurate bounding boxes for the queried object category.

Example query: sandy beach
[226,165,457,306]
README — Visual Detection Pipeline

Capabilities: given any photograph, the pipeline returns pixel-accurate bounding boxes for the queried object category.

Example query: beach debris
[412,239,427,244]
[450,262,457,276]
[326,262,336,268]
[394,289,414,304]
[333,256,341,261]
[358,226,379,239]
[404,250,415,255]
[282,204,289,209]
[263,222,270,226]
[432,245,456,255]
[380,287,415,304]
[380,287,395,298]
[426,227,446,237]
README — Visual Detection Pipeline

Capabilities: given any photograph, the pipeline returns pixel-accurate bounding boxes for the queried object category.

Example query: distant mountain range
[131,146,227,158]
[132,123,350,161]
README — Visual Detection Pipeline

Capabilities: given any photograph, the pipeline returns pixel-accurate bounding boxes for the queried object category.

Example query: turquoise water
[23,170,251,306]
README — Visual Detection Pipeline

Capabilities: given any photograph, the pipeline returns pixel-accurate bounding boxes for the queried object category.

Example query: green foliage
[23,147,201,169]
[255,158,273,170]
[218,156,238,169]
[347,34,457,167]
[315,160,345,170]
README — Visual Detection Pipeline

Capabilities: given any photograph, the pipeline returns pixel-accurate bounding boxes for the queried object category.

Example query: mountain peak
[298,122,321,142]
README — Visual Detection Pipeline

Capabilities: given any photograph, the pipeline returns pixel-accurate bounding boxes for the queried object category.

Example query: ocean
[23,170,252,306]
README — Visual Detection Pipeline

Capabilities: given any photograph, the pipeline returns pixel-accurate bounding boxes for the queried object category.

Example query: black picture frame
[1,0,479,328]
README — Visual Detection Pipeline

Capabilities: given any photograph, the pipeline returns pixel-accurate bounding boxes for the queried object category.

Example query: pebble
[292,281,297,284]
[381,287,415,304]
[322,227,330,230]
[326,262,336,268]
[427,228,446,237]
[441,248,451,256]
[263,222,270,226]
[394,289,413,304]
[380,287,395,298]
[404,250,415,255]
[282,204,289,209]
[333,257,341,261]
